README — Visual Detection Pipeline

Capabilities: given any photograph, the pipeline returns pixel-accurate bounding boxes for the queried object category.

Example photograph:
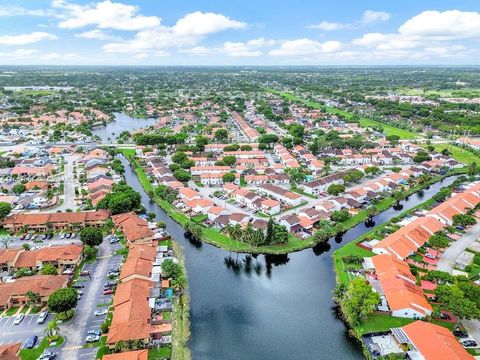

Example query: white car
[37,311,49,324]
[94,309,108,316]
[85,334,100,343]
[13,313,25,325]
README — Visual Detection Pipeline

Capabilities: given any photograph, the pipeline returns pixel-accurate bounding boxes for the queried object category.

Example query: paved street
[59,239,122,360]
[55,155,77,212]
[437,221,480,272]
[437,222,480,345]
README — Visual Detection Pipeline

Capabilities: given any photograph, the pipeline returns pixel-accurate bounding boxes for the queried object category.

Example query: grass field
[20,336,64,360]
[269,89,417,139]
[422,143,480,165]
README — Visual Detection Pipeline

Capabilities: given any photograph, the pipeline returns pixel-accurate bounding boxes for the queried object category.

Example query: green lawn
[422,143,480,165]
[270,89,417,139]
[356,314,415,335]
[149,348,172,360]
[5,307,19,316]
[20,336,64,360]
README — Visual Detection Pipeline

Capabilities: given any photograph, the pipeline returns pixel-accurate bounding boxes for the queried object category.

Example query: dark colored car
[24,336,38,349]
[73,283,85,289]
[440,313,451,320]
[453,330,469,339]
[463,340,478,347]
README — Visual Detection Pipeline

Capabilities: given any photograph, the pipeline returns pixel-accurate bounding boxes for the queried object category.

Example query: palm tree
[241,224,256,244]
[45,319,59,338]
[224,224,243,242]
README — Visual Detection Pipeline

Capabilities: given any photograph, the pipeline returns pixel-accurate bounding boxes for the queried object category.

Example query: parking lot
[9,232,83,250]
[0,235,123,359]
[0,313,50,348]
[59,238,123,360]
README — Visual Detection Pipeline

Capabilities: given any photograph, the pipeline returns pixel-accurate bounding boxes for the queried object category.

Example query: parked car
[42,234,48,240]
[23,336,38,349]
[66,233,72,239]
[453,330,469,339]
[39,351,56,360]
[37,311,49,324]
[104,281,117,287]
[109,237,120,244]
[60,233,66,239]
[94,309,108,316]
[13,313,25,325]
[103,289,114,295]
[107,270,119,277]
[86,334,100,343]
[71,233,77,238]
[440,313,451,320]
[463,340,478,347]
[47,233,54,240]
[73,283,85,289]
[80,270,91,277]
[86,329,102,337]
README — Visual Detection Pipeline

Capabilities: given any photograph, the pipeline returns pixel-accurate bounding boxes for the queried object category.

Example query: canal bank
[119,154,459,360]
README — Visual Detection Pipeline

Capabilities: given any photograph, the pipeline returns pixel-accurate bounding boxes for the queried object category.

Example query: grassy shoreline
[119,149,463,256]
[171,242,191,360]
[332,175,464,352]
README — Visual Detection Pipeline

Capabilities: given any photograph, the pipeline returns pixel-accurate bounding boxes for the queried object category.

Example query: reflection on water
[91,112,157,143]
[118,154,459,360]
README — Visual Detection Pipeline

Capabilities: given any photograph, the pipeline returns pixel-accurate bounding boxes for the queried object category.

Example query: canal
[120,155,457,360]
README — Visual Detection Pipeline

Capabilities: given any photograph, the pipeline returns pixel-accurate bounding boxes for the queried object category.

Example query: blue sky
[0,0,479,65]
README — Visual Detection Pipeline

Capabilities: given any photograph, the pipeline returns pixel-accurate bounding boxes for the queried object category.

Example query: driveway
[59,239,122,359]
[437,221,480,272]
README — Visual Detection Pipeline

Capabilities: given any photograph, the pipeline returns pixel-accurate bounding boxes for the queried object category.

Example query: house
[2,210,110,232]
[186,199,214,214]
[372,216,444,260]
[112,213,154,245]
[301,172,347,195]
[207,206,229,221]
[11,244,83,272]
[396,321,473,360]
[260,199,280,215]
[279,214,301,232]
[367,255,432,318]
[178,188,201,202]
[103,350,148,360]
[258,184,302,206]
[228,213,249,226]
[0,275,69,310]
[0,343,21,360]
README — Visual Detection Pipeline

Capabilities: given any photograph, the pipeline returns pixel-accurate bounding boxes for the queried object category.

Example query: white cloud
[308,21,348,31]
[0,49,40,59]
[53,0,160,31]
[222,38,275,57]
[0,6,53,17]
[361,10,391,24]
[0,32,57,45]
[309,10,390,31]
[103,11,247,54]
[269,39,342,57]
[179,47,212,56]
[398,10,480,40]
[75,29,114,40]
[173,11,246,36]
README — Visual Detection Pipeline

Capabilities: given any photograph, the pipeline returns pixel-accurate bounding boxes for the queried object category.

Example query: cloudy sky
[0,0,479,65]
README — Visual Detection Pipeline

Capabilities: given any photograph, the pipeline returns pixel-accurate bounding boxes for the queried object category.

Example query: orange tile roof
[402,321,473,360]
[372,255,432,315]
[112,212,154,244]
[102,350,148,360]
[0,343,20,360]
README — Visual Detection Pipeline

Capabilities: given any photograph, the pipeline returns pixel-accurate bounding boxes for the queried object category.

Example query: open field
[422,143,480,165]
